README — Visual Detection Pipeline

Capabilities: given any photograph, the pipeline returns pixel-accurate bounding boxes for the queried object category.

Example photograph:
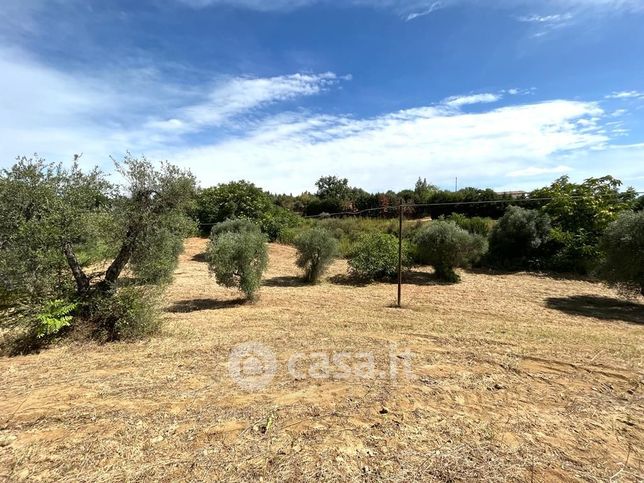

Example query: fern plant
[35,299,78,338]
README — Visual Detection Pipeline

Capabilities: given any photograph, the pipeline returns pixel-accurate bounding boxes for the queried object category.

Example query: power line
[195,192,644,225]
[304,194,644,219]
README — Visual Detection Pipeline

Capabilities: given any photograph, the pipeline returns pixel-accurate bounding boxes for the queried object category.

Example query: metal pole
[397,201,403,308]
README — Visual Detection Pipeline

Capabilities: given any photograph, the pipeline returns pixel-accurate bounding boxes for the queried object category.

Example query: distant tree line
[272,176,520,219]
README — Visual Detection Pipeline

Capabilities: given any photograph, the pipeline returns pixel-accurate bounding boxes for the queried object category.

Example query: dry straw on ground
[1,238,643,481]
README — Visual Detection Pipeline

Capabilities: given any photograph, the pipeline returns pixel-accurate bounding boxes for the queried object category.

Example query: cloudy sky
[1,0,643,193]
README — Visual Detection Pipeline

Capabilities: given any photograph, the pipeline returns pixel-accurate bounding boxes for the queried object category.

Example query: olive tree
[488,206,551,269]
[348,232,410,281]
[0,155,196,339]
[206,220,268,301]
[414,220,488,282]
[294,227,338,283]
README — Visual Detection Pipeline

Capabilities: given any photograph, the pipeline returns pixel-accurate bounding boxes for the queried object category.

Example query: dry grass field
[1,237,643,482]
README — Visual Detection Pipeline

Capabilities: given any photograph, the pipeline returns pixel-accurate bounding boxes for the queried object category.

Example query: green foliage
[89,287,162,340]
[596,211,644,296]
[487,206,551,269]
[634,195,644,212]
[210,218,261,240]
[315,175,351,201]
[414,220,488,282]
[0,155,196,342]
[294,228,339,283]
[531,175,637,273]
[196,180,302,241]
[260,206,303,242]
[0,158,108,308]
[313,217,407,256]
[35,299,78,338]
[277,225,309,245]
[348,233,410,281]
[196,180,273,229]
[206,226,268,301]
[130,211,197,284]
[446,213,495,237]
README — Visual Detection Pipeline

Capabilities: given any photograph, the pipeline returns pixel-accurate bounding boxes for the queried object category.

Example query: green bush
[414,220,488,282]
[294,228,339,283]
[35,299,78,338]
[446,213,495,237]
[348,233,410,281]
[260,206,303,242]
[196,181,302,241]
[277,225,309,245]
[90,287,162,341]
[130,213,196,284]
[487,206,551,270]
[314,217,418,256]
[196,180,273,230]
[531,175,637,273]
[206,227,268,301]
[596,211,644,296]
[210,218,261,240]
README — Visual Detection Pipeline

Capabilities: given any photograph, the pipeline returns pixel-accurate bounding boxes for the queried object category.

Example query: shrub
[348,233,410,281]
[277,225,309,245]
[531,175,637,273]
[446,213,495,237]
[196,180,273,231]
[294,228,339,283]
[414,220,488,282]
[596,211,644,296]
[260,206,303,242]
[487,206,551,269]
[210,218,261,240]
[130,212,196,284]
[35,299,78,338]
[89,287,162,341]
[206,228,268,301]
[314,217,415,256]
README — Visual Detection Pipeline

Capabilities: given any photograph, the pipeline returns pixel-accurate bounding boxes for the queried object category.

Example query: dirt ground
[1,237,643,482]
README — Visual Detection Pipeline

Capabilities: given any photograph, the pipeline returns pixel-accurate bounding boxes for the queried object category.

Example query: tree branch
[100,228,138,292]
[62,241,90,295]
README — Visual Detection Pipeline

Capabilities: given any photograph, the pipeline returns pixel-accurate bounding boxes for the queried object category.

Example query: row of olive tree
[0,155,196,347]
[205,221,340,300]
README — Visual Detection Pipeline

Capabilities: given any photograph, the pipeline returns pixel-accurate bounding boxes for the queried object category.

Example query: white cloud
[443,93,502,108]
[508,165,571,177]
[161,99,615,192]
[405,1,442,21]
[173,0,644,16]
[145,73,343,134]
[0,45,642,194]
[607,90,644,99]
[518,13,573,23]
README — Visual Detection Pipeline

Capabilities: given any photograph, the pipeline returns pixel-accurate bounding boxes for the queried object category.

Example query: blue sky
[1,0,643,193]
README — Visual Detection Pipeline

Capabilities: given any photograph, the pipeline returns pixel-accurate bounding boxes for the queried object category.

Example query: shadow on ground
[328,273,370,287]
[191,252,207,263]
[0,331,46,357]
[166,298,246,313]
[404,270,457,286]
[546,295,644,325]
[263,276,307,287]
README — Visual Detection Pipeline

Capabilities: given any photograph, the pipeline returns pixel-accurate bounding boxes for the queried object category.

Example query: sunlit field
[1,238,642,481]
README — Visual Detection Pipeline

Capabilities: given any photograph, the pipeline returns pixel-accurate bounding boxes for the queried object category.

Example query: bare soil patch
[1,238,643,481]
